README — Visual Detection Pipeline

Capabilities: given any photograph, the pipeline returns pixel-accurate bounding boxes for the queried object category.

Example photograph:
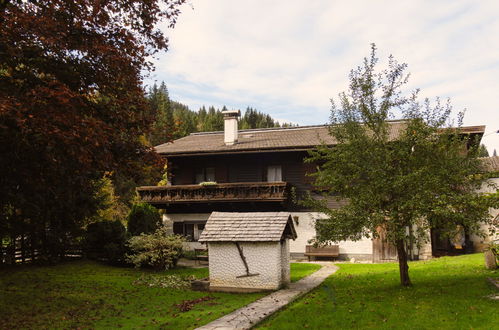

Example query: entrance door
[373,226,397,262]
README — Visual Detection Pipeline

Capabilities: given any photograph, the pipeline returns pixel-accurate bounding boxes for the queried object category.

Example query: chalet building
[138,110,489,261]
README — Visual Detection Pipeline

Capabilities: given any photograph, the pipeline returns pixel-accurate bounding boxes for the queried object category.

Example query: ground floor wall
[162,213,210,250]
[163,212,375,261]
[288,212,374,261]
[470,178,499,251]
[470,218,499,251]
[162,208,496,262]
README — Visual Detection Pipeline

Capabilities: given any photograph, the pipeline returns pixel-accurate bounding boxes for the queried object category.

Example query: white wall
[208,241,283,290]
[162,213,211,223]
[280,239,290,286]
[289,212,373,257]
[470,178,499,250]
[164,211,374,258]
[163,213,210,250]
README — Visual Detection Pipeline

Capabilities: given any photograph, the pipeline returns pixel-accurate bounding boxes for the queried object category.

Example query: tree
[0,0,184,263]
[494,149,497,157]
[307,44,498,286]
[84,220,127,264]
[478,144,490,157]
[148,82,175,146]
[127,203,162,237]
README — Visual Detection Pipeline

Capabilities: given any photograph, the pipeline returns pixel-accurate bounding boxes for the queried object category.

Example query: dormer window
[267,165,282,182]
[195,167,215,183]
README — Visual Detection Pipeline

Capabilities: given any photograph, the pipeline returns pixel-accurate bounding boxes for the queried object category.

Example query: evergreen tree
[144,81,293,142]
[148,82,174,146]
[478,144,489,157]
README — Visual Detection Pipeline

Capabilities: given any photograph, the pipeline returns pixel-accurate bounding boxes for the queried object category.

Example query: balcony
[137,182,290,205]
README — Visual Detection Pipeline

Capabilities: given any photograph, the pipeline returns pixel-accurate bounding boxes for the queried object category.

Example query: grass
[258,254,499,329]
[290,262,322,283]
[0,260,320,329]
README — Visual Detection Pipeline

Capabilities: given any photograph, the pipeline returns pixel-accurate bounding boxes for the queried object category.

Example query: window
[195,167,215,183]
[173,222,206,242]
[267,165,282,182]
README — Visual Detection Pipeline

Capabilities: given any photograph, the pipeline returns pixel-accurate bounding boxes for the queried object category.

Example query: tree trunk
[396,239,412,286]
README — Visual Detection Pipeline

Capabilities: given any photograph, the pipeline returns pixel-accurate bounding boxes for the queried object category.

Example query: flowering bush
[126,227,185,270]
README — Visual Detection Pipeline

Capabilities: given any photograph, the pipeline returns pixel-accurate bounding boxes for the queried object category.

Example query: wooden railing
[137,182,290,204]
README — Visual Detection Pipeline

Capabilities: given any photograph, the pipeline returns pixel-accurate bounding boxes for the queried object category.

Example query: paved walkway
[196,262,339,330]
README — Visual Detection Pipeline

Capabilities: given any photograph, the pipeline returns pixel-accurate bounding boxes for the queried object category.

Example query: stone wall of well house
[280,239,290,286]
[208,241,284,290]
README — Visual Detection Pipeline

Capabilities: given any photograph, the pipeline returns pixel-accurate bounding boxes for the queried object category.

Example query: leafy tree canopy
[0,0,184,262]
[307,44,499,286]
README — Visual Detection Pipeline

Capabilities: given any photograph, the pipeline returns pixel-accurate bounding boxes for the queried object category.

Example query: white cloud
[150,0,499,154]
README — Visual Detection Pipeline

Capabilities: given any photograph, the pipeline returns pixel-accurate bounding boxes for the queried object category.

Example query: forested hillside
[147,82,294,146]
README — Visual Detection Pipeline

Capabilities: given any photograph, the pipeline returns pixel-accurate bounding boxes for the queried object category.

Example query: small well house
[199,212,297,292]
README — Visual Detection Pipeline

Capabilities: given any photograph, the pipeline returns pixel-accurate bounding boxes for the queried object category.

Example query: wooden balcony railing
[137,182,290,204]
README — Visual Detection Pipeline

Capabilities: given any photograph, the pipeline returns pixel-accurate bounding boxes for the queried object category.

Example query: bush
[126,227,185,270]
[127,203,162,237]
[84,220,127,264]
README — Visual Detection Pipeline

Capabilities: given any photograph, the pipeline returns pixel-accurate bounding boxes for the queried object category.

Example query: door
[373,226,398,262]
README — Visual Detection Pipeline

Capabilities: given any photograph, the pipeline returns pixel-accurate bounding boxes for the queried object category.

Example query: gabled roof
[155,122,485,157]
[199,212,297,242]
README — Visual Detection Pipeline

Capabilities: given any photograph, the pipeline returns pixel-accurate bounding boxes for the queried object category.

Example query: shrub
[84,220,127,264]
[126,227,185,270]
[127,203,162,237]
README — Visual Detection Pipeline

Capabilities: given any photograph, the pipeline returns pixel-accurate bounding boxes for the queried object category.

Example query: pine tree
[478,144,489,157]
[148,82,174,146]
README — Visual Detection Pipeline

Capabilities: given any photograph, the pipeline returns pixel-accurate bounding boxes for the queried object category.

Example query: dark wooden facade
[137,151,316,212]
[170,151,314,188]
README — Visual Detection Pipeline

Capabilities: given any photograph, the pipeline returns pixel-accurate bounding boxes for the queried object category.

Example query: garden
[0,261,320,329]
[258,254,498,329]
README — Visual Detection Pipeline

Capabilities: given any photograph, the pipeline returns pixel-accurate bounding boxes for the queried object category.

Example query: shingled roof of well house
[199,212,297,242]
[154,122,485,156]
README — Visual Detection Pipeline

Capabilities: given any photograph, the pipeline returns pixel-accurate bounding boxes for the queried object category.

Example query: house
[137,110,488,261]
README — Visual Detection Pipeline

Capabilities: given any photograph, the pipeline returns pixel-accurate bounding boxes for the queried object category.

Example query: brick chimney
[222,110,240,145]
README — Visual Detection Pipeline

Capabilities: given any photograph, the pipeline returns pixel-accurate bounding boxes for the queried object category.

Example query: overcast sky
[148,0,499,154]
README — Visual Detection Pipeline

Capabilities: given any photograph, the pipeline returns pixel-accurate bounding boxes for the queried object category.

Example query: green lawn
[258,254,499,329]
[290,263,322,283]
[0,261,320,329]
